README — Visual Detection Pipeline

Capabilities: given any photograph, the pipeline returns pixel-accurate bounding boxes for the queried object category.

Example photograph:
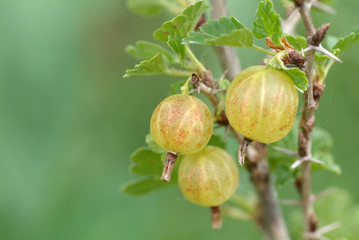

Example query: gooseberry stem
[181,76,192,95]
[238,138,253,167]
[251,45,276,56]
[210,206,222,229]
[160,152,178,182]
[185,45,207,73]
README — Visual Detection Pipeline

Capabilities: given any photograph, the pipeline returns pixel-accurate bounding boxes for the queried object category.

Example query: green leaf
[208,133,226,149]
[280,67,308,93]
[125,41,177,63]
[272,165,295,186]
[252,0,282,44]
[168,79,193,96]
[332,31,359,56]
[311,126,341,174]
[218,78,231,89]
[268,120,341,184]
[183,17,253,47]
[315,53,330,63]
[129,148,163,176]
[153,1,209,42]
[326,35,339,50]
[168,32,186,62]
[124,53,169,77]
[145,134,165,154]
[122,147,179,196]
[267,51,308,92]
[122,177,169,196]
[126,0,185,17]
[126,0,163,16]
[286,35,307,50]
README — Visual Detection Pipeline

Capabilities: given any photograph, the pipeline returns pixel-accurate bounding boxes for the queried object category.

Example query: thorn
[315,188,338,200]
[272,146,299,157]
[281,199,301,206]
[313,1,336,15]
[317,222,341,235]
[303,222,341,240]
[210,89,226,95]
[291,159,303,169]
[302,45,342,63]
[310,157,325,165]
[238,138,253,167]
[219,68,229,81]
[291,156,325,169]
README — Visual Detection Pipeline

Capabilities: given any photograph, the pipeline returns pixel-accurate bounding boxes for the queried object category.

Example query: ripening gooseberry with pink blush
[225,65,299,144]
[150,94,213,155]
[178,146,239,207]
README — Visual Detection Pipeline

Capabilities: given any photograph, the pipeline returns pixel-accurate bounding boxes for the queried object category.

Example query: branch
[210,0,241,81]
[296,0,330,236]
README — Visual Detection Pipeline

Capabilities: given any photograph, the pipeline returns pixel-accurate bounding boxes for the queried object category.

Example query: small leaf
[326,35,339,50]
[183,17,253,47]
[332,31,359,56]
[273,165,295,186]
[122,177,169,196]
[126,0,164,16]
[218,78,231,89]
[267,51,308,92]
[124,53,169,77]
[153,1,209,43]
[252,0,282,44]
[208,133,226,149]
[280,67,308,93]
[168,32,186,62]
[122,147,180,196]
[168,79,193,96]
[286,35,307,50]
[126,0,184,17]
[315,53,330,63]
[125,41,177,63]
[145,134,165,154]
[130,148,163,176]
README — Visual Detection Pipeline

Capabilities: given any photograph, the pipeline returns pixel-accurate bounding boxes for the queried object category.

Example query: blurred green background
[0,0,358,239]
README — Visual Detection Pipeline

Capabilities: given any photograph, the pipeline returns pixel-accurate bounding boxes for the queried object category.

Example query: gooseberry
[178,146,239,207]
[150,94,213,182]
[150,94,213,154]
[225,65,298,144]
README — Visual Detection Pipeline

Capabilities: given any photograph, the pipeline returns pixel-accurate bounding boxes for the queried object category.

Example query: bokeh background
[1,0,358,239]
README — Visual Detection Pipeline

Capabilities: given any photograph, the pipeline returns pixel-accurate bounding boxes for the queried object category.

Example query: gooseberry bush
[122,0,359,239]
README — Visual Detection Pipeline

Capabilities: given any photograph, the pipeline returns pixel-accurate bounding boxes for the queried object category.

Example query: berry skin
[150,94,213,155]
[225,65,298,143]
[178,146,239,207]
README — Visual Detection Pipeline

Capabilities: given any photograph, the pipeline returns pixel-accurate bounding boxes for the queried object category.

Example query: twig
[210,206,222,229]
[297,0,330,236]
[160,152,178,182]
[238,138,253,167]
[210,0,241,81]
